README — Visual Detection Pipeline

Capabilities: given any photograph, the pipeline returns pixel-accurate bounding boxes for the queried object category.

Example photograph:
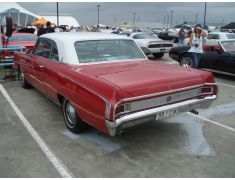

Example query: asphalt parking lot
[0,54,235,178]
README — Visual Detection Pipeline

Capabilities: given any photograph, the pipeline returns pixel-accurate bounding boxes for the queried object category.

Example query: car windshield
[75,40,146,63]
[133,34,157,39]
[8,35,37,42]
[220,40,235,52]
[226,33,235,39]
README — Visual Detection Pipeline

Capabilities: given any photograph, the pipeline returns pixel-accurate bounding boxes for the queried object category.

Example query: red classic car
[13,32,217,136]
[1,32,37,58]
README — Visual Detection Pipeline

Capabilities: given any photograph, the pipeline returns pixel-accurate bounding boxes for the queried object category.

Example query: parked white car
[206,32,235,45]
[130,33,173,58]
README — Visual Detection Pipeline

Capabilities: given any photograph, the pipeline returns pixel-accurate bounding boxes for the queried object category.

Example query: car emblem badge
[167,96,172,102]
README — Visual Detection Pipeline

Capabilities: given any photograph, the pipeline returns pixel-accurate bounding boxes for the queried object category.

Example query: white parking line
[0,84,74,178]
[217,82,235,88]
[187,112,235,132]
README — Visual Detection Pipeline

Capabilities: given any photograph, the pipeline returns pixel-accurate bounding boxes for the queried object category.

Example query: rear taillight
[201,85,217,95]
[115,103,131,117]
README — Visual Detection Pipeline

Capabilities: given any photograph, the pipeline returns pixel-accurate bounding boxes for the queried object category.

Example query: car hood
[77,60,206,98]
[8,41,36,49]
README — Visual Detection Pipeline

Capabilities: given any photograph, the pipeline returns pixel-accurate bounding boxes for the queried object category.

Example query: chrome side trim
[106,95,217,136]
[200,68,235,77]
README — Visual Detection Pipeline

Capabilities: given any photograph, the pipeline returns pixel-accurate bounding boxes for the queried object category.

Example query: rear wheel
[153,52,164,59]
[20,71,31,89]
[63,99,86,133]
[180,53,193,68]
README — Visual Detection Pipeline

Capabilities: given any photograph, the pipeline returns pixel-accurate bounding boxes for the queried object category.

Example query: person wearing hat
[188,24,208,68]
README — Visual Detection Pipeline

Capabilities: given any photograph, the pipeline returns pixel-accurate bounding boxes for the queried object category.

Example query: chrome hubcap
[65,101,76,128]
[20,72,25,85]
[181,57,192,68]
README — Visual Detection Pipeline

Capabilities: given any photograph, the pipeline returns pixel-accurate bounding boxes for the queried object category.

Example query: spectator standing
[188,24,208,68]
[44,21,55,34]
[178,26,186,46]
[37,24,45,37]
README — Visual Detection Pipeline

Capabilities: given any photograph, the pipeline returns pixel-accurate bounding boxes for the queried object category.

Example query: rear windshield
[74,40,146,63]
[8,35,37,42]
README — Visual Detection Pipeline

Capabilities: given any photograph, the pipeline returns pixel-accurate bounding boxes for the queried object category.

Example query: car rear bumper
[105,95,216,136]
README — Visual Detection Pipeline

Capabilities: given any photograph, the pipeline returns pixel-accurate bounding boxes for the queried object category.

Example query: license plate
[155,108,179,120]
[160,49,165,52]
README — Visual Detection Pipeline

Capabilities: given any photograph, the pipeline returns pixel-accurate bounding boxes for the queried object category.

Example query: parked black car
[158,31,178,43]
[169,40,235,76]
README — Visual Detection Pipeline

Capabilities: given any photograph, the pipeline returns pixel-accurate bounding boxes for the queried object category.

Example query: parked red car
[1,32,37,58]
[13,32,217,136]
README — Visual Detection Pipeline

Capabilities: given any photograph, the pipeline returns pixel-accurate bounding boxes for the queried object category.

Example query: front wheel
[63,99,86,133]
[153,53,164,59]
[20,71,31,89]
[180,53,193,68]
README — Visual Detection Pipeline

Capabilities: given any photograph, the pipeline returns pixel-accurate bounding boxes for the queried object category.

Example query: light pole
[170,10,174,27]
[56,2,59,26]
[97,5,101,25]
[203,2,207,28]
[166,15,169,29]
[195,13,198,24]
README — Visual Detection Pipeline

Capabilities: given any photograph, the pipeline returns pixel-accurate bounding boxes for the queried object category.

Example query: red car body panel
[1,33,36,58]
[14,48,216,135]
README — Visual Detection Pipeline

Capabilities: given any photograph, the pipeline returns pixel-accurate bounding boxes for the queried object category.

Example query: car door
[31,38,51,95]
[199,46,219,70]
[43,40,61,103]
[214,52,235,74]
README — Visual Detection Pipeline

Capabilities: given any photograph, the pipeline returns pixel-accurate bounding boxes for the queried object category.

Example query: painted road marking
[187,112,235,132]
[0,84,74,178]
[63,129,126,154]
[217,82,235,88]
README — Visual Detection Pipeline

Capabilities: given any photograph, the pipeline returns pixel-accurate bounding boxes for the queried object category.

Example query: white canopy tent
[0,2,40,26]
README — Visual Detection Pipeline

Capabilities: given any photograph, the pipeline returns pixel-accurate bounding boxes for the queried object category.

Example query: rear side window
[34,38,51,58]
[33,38,59,60]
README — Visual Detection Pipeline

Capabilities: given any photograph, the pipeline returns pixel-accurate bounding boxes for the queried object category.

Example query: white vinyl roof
[0,2,40,19]
[41,32,133,64]
[43,15,80,27]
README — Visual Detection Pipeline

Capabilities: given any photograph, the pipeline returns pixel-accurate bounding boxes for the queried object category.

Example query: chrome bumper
[106,95,216,136]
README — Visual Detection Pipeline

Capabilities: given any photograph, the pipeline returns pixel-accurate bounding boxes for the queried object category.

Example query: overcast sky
[19,2,235,26]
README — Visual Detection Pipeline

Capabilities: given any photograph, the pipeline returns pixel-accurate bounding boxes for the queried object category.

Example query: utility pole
[56,2,59,26]
[97,5,101,25]
[166,15,169,29]
[133,12,136,30]
[203,2,207,28]
[163,16,165,28]
[195,13,198,24]
[170,10,174,27]
[114,17,117,28]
